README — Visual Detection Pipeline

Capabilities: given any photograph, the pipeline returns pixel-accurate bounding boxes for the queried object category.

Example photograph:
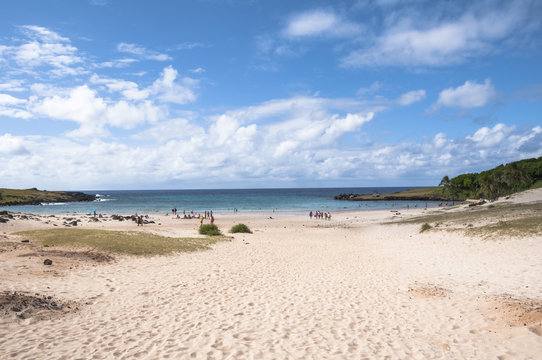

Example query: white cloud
[31,84,166,137]
[117,42,171,61]
[0,93,32,119]
[132,117,204,142]
[467,123,514,147]
[95,58,137,68]
[150,66,197,104]
[1,104,541,189]
[0,94,26,105]
[0,107,33,119]
[357,81,383,96]
[90,74,150,101]
[436,79,496,109]
[0,133,29,155]
[284,10,361,38]
[396,89,426,105]
[341,2,533,67]
[0,80,26,92]
[190,67,205,74]
[9,25,84,76]
[433,132,447,148]
[32,85,107,125]
[20,25,69,43]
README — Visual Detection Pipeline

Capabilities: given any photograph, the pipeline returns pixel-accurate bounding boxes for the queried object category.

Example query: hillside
[335,156,542,202]
[0,188,96,206]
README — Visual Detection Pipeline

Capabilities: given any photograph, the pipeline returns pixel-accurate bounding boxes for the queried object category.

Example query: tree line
[438,157,542,200]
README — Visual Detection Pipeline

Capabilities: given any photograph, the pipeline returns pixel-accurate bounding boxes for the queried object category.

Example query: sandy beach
[1,190,541,359]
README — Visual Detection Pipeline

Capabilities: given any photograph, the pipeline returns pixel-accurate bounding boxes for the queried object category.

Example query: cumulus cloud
[150,66,197,104]
[0,63,196,138]
[0,133,29,155]
[466,123,514,147]
[31,84,166,138]
[435,79,496,109]
[1,104,541,189]
[283,10,361,38]
[396,90,426,105]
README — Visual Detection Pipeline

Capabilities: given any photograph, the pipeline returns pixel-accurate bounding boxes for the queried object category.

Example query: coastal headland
[0,189,541,359]
[334,186,448,201]
[0,188,96,206]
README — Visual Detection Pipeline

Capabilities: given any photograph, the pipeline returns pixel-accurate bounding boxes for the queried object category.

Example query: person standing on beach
[309,211,313,219]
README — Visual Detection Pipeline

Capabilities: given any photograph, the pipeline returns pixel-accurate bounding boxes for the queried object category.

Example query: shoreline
[1,190,541,359]
[0,199,442,217]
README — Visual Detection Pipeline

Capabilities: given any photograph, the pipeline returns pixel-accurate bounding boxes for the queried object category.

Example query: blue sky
[1,0,541,190]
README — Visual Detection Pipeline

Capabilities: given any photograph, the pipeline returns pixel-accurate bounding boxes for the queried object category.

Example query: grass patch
[466,215,542,238]
[230,223,252,234]
[395,200,542,239]
[420,223,432,233]
[397,202,542,226]
[198,224,222,236]
[15,228,227,256]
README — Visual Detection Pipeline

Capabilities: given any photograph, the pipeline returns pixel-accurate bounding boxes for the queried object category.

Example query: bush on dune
[230,223,252,233]
[199,224,221,236]
[420,223,432,233]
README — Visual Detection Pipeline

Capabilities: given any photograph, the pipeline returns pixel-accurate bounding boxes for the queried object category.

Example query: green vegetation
[438,157,542,201]
[16,228,226,256]
[230,223,252,233]
[336,157,542,202]
[198,224,222,236]
[531,179,542,189]
[0,188,95,206]
[335,186,444,201]
[420,223,432,232]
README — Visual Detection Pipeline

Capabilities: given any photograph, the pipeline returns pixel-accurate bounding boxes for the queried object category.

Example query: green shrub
[199,224,221,236]
[420,223,432,233]
[230,223,252,233]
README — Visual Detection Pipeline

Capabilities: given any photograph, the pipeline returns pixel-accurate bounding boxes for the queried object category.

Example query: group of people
[170,208,215,224]
[309,210,331,220]
[134,214,147,226]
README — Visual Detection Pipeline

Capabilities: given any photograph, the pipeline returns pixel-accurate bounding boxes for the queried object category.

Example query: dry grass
[396,201,542,238]
[465,216,542,239]
[15,228,230,256]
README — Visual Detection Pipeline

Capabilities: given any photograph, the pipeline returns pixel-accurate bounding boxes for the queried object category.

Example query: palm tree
[439,176,454,203]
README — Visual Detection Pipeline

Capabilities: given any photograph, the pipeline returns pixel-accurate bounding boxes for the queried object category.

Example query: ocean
[0,187,439,215]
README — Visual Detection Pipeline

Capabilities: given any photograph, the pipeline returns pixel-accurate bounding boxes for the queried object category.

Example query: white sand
[1,192,541,359]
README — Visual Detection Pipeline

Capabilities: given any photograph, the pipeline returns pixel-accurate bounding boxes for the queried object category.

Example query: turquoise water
[0,187,439,215]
